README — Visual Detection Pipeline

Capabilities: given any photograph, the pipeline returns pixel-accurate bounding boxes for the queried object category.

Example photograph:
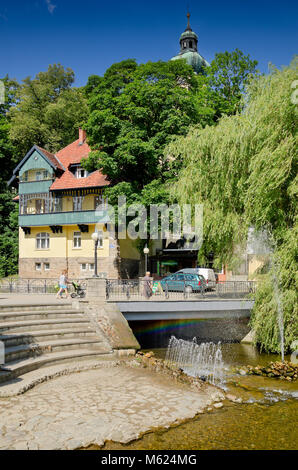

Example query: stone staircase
[0,302,113,385]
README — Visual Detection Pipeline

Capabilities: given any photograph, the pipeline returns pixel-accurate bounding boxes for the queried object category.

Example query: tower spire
[186,11,192,31]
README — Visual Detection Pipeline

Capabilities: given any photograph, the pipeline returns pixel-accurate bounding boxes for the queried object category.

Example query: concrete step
[4,338,106,362]
[0,348,113,384]
[0,328,97,347]
[0,310,85,322]
[0,303,72,313]
[0,358,120,397]
[0,318,91,333]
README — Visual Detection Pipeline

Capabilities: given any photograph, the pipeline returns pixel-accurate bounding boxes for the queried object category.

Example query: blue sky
[0,0,297,86]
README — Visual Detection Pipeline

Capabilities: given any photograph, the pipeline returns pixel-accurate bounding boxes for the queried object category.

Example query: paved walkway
[0,365,224,450]
[0,293,71,306]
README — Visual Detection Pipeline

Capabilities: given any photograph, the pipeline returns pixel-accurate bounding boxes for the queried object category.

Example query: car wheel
[185,285,193,293]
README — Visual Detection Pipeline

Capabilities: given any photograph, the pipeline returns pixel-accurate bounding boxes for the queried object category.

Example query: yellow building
[9,129,140,280]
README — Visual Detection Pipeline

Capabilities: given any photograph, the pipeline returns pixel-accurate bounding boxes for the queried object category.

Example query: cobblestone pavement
[0,366,223,450]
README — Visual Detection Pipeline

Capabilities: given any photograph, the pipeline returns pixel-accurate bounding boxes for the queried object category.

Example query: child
[56,269,69,299]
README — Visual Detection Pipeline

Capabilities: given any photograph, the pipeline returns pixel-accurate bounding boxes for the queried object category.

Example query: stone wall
[19,252,122,280]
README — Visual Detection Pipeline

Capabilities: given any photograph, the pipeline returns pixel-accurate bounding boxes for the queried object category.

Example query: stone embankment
[241,361,298,381]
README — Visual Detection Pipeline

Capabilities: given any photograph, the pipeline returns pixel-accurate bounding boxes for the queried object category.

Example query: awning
[161,260,178,266]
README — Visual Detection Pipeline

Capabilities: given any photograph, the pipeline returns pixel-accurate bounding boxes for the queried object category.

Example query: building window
[73,231,81,249]
[35,263,41,271]
[189,40,193,48]
[21,171,28,182]
[36,232,50,249]
[76,168,88,178]
[80,263,87,271]
[51,196,62,213]
[89,263,95,271]
[44,263,50,271]
[94,195,103,209]
[73,196,83,211]
[36,171,42,181]
[35,199,45,214]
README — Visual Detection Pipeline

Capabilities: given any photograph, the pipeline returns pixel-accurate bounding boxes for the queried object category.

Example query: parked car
[177,268,217,290]
[160,273,206,293]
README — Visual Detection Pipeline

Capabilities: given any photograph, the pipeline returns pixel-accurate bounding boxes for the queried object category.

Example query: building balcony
[19,209,109,227]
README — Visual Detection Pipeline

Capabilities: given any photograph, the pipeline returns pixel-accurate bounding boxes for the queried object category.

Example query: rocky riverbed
[0,361,224,450]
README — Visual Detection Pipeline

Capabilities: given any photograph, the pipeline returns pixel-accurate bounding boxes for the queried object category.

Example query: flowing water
[165,336,224,386]
[101,343,298,450]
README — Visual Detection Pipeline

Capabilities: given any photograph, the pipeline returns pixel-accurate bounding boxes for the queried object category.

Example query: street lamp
[143,245,149,274]
[91,231,99,277]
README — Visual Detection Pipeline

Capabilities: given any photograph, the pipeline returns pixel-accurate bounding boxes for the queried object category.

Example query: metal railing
[106,279,257,301]
[0,278,87,295]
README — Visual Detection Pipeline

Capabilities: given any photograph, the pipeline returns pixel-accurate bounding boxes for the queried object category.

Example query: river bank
[0,362,224,450]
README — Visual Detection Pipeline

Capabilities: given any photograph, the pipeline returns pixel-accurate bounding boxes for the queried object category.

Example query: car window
[185,274,194,280]
[176,274,185,280]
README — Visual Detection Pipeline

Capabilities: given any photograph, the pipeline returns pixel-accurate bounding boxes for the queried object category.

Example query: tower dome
[171,12,209,74]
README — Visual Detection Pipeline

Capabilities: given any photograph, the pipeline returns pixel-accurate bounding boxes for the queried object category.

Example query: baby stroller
[71,281,86,298]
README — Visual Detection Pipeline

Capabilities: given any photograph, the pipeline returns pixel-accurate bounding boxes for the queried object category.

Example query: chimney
[79,128,86,145]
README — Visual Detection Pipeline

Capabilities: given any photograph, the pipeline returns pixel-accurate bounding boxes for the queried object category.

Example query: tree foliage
[172,58,298,353]
[9,64,89,154]
[206,48,259,117]
[84,60,204,190]
[0,76,20,276]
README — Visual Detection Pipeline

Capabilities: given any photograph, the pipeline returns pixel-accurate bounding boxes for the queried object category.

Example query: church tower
[171,12,209,74]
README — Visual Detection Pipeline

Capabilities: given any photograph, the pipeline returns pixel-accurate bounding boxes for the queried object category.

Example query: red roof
[35,146,65,171]
[50,169,109,191]
[49,134,109,191]
[55,139,90,167]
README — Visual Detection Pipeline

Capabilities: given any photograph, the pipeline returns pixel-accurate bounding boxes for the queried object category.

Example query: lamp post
[143,245,149,275]
[91,232,99,277]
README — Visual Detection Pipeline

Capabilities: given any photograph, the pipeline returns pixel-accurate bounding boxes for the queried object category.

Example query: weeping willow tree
[169,58,298,353]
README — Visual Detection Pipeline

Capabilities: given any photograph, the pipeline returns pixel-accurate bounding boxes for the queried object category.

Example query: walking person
[56,269,69,299]
[143,271,152,299]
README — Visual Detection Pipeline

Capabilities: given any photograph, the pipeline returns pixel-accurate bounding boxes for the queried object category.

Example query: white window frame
[73,231,82,249]
[75,167,88,179]
[36,232,50,250]
[89,263,95,271]
[44,263,50,271]
[35,263,42,271]
[73,196,83,211]
[80,263,87,271]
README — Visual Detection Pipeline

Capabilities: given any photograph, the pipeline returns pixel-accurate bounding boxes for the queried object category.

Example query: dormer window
[76,167,88,178]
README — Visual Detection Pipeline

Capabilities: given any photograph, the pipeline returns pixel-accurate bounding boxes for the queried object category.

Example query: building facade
[9,129,140,280]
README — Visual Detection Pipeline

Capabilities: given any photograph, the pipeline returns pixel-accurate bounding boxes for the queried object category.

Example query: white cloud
[45,0,56,14]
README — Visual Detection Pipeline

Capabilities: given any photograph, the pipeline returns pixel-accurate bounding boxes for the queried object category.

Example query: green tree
[172,58,298,353]
[0,76,20,277]
[9,64,89,154]
[83,59,206,193]
[206,48,259,117]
